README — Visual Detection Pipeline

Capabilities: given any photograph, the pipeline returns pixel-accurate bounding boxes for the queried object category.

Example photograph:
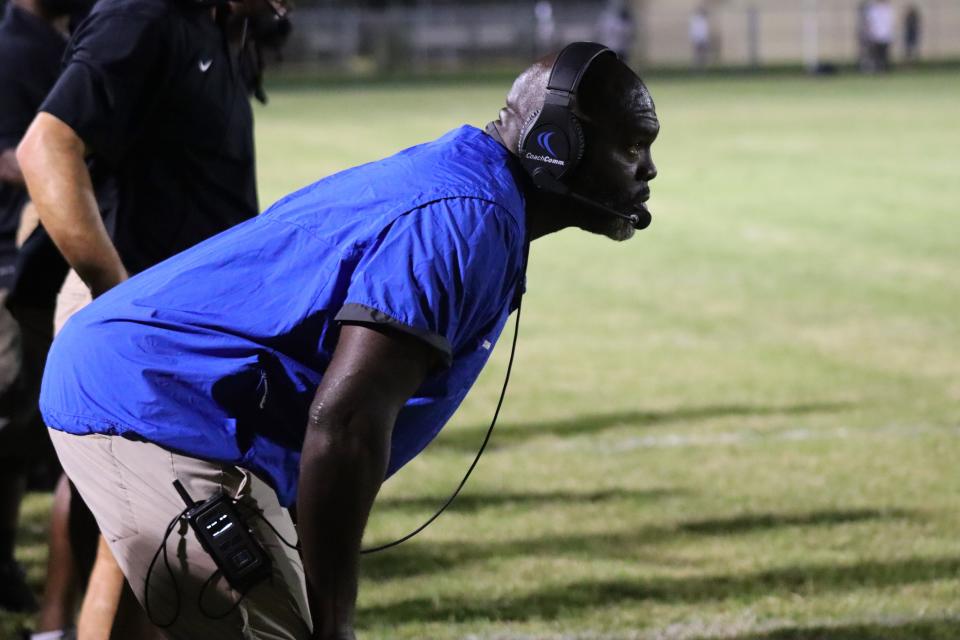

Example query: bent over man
[38,43,659,639]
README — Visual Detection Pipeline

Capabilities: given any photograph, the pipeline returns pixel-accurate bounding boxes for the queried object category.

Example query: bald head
[493,50,655,156]
[499,57,552,144]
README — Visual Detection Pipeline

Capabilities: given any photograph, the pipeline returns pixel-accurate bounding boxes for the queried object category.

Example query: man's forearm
[16,113,127,297]
[0,148,24,185]
[297,411,392,640]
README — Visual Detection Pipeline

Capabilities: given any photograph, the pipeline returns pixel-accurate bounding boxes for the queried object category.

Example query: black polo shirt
[0,4,67,289]
[40,0,258,274]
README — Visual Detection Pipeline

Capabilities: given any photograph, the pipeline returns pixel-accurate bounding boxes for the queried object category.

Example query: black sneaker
[0,558,38,612]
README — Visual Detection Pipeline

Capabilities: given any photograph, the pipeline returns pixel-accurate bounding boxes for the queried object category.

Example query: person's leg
[30,272,98,634]
[0,298,82,631]
[0,460,37,614]
[33,477,86,633]
[75,538,123,639]
[75,536,163,640]
[0,462,26,564]
[0,293,38,613]
[50,430,312,640]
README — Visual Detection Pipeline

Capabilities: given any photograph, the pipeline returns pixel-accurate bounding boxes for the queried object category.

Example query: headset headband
[516,42,617,188]
[545,42,617,108]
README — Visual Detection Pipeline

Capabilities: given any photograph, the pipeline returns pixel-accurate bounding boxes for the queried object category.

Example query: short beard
[606,218,636,242]
[579,215,635,242]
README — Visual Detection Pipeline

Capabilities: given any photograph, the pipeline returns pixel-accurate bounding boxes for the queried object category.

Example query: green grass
[6,70,960,639]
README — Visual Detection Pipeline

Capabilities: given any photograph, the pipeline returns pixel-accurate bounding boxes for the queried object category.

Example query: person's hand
[88,265,129,298]
[0,148,24,184]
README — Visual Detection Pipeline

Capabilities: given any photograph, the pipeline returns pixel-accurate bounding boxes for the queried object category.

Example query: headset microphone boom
[530,167,651,230]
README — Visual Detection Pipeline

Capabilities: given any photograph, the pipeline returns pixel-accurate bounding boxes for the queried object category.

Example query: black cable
[236,501,301,551]
[197,569,248,620]
[144,509,189,628]
[146,502,258,628]
[361,298,523,554]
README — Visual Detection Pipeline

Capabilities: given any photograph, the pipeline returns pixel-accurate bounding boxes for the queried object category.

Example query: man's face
[567,77,660,241]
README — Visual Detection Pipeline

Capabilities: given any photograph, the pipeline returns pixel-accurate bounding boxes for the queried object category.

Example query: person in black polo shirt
[0,0,72,617]
[22,0,260,299]
[17,0,286,634]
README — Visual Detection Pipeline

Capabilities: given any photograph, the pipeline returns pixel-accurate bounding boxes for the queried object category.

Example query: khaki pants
[49,429,312,639]
[54,269,92,336]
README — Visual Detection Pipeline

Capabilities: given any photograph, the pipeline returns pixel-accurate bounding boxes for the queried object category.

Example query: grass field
[5,69,960,639]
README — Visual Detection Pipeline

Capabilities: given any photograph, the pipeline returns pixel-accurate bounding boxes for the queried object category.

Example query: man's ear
[496,106,526,154]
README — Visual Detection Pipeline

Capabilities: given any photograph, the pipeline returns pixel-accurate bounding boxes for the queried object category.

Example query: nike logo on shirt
[199,59,213,72]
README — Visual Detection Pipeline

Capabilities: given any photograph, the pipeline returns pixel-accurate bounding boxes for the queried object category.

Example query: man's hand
[16,113,128,297]
[0,148,24,185]
[298,324,435,638]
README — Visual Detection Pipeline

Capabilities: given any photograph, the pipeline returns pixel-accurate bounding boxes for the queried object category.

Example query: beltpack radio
[173,479,272,592]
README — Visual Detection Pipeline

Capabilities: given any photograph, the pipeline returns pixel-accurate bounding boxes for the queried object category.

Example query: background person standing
[866,0,895,72]
[904,4,921,63]
[689,6,711,71]
[0,0,72,621]
[16,0,285,634]
[595,0,635,60]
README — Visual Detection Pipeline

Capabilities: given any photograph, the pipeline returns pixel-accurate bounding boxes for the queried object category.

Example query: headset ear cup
[566,114,586,174]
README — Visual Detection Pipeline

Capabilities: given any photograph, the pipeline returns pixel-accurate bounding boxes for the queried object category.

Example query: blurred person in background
[595,0,635,60]
[689,5,711,70]
[0,0,73,623]
[904,4,921,63]
[865,0,894,72]
[533,0,555,57]
[16,0,289,636]
[856,0,871,71]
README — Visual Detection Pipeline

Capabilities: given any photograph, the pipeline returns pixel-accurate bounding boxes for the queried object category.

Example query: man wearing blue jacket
[38,43,659,639]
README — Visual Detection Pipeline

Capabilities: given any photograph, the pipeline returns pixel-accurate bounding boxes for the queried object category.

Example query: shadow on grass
[677,508,914,535]
[374,487,681,514]
[361,507,915,580]
[361,526,668,581]
[359,555,960,625]
[432,401,855,452]
[696,616,960,640]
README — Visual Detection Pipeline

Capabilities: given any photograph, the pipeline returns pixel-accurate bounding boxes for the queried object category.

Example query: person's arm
[0,148,23,185]
[16,112,127,297]
[0,64,30,186]
[297,324,434,640]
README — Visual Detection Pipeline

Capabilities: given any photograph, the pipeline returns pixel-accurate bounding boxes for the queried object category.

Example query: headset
[515,41,652,230]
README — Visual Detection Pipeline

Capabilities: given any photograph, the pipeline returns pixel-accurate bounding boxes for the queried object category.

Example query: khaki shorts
[54,269,92,336]
[49,429,312,640]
